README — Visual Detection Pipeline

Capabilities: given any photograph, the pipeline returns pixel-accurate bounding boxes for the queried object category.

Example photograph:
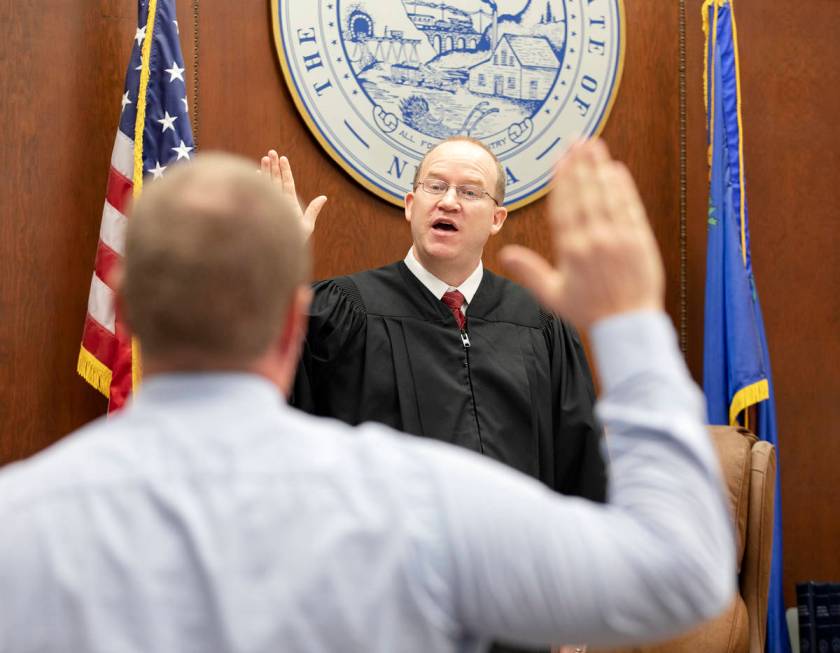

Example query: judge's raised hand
[500,139,664,329]
[260,149,327,240]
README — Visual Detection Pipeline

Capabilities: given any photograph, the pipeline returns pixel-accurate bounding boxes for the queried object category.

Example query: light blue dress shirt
[0,312,734,652]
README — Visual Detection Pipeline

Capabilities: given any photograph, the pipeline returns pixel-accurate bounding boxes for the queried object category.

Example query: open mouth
[432,218,458,232]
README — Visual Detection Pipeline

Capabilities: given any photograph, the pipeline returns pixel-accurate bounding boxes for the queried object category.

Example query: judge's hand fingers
[278,155,297,197]
[302,195,328,239]
[499,245,566,315]
[262,150,281,184]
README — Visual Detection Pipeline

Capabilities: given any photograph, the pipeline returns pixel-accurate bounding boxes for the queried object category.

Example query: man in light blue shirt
[0,142,735,653]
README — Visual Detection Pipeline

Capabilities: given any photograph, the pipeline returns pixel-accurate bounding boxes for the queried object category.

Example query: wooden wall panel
[0,1,130,461]
[190,2,680,290]
[685,1,840,605]
[0,0,200,464]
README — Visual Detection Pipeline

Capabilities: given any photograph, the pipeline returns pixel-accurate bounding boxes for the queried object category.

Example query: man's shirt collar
[404,248,483,308]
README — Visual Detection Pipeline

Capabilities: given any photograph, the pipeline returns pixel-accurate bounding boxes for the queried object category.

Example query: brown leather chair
[589,425,777,653]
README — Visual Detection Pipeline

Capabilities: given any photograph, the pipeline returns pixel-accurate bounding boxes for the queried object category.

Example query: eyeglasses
[417,178,499,205]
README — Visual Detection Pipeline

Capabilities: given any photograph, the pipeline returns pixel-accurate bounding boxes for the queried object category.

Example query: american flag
[78,0,194,411]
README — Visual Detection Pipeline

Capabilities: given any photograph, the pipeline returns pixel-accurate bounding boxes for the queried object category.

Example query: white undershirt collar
[404,248,483,312]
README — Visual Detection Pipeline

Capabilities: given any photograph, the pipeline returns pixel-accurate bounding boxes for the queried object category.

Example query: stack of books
[797,581,840,653]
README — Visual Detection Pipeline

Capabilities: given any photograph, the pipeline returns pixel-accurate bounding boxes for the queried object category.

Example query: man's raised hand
[260,149,327,240]
[500,139,664,329]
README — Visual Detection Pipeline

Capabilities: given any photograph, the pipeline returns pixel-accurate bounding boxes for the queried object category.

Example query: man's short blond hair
[122,153,310,368]
[412,135,506,203]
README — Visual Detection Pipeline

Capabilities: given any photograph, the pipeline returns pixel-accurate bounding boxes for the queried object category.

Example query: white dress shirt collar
[404,248,483,307]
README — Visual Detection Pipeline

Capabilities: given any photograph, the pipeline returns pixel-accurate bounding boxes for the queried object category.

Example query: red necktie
[442,290,467,330]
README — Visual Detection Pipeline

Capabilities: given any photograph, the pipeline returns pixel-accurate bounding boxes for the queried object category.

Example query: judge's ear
[490,205,508,236]
[404,191,415,223]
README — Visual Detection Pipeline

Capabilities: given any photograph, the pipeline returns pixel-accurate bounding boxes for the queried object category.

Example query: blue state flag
[702,2,789,652]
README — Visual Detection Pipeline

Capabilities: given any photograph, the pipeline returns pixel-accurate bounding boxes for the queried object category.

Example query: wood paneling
[0,0,200,464]
[1,0,836,611]
[0,1,130,461]
[189,2,680,287]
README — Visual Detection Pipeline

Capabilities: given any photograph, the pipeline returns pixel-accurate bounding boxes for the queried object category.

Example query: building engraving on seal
[273,0,624,210]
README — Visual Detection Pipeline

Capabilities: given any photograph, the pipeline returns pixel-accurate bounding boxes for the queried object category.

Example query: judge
[263,137,606,502]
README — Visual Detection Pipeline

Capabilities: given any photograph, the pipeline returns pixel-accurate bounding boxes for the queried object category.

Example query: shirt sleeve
[413,311,735,649]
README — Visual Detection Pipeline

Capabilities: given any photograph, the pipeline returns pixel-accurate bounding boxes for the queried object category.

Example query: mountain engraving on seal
[344,0,565,141]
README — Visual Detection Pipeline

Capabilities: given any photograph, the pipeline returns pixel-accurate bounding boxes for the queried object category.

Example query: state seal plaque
[272,0,624,210]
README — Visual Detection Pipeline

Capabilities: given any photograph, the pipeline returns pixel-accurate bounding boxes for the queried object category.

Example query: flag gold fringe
[128,0,159,395]
[132,336,143,395]
[727,0,750,267]
[702,0,723,170]
[133,0,159,198]
[729,378,769,427]
[702,0,749,266]
[77,347,112,398]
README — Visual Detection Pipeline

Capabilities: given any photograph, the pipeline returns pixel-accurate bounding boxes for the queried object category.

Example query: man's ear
[279,284,313,361]
[404,191,414,223]
[490,206,508,235]
[266,284,313,398]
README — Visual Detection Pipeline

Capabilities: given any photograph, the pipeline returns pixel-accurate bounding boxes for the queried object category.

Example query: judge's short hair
[412,136,506,204]
[122,153,310,367]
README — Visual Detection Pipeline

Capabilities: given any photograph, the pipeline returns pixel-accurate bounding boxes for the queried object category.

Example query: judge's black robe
[292,261,606,503]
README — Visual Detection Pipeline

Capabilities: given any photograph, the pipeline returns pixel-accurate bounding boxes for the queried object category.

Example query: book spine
[828,584,840,653]
[797,582,816,653]
[814,583,832,653]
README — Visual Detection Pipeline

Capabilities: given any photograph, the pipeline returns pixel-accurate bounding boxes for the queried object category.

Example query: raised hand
[260,149,327,240]
[500,139,664,329]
